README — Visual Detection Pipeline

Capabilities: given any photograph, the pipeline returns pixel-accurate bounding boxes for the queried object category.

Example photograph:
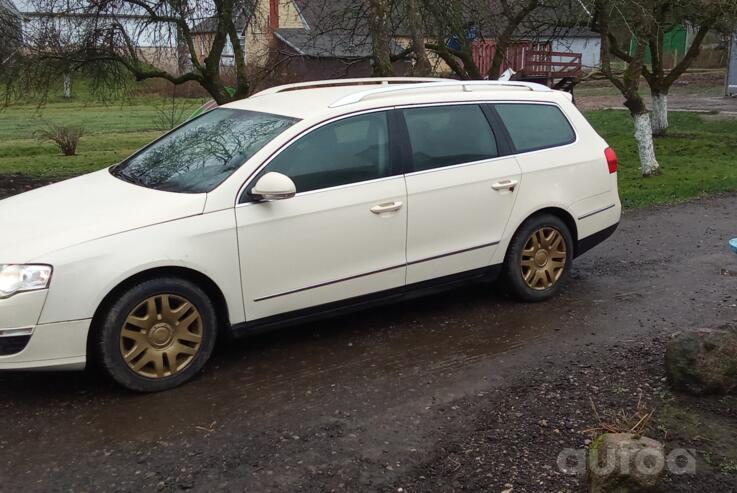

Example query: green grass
[586,109,737,207]
[0,98,202,177]
[0,99,736,208]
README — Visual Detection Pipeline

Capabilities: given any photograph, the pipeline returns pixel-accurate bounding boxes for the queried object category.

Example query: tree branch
[662,21,713,88]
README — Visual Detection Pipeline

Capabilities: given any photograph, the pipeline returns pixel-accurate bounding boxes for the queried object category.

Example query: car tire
[503,214,573,302]
[94,277,218,392]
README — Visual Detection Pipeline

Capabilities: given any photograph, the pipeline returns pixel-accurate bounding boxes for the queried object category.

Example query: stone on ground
[664,328,737,395]
[587,433,664,493]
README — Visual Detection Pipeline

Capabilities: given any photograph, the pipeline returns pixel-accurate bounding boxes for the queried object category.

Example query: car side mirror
[250,172,297,201]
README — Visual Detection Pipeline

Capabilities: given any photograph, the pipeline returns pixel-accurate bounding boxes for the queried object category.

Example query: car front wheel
[503,214,573,302]
[94,277,218,392]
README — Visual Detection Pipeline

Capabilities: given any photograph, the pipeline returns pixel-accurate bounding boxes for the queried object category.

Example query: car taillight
[604,147,618,174]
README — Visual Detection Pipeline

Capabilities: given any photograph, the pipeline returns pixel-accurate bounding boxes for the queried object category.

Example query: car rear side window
[257,111,391,194]
[402,105,498,172]
[494,103,576,153]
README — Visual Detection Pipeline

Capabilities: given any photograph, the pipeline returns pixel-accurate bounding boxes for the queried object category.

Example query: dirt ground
[0,182,736,491]
[0,174,58,198]
[576,70,737,113]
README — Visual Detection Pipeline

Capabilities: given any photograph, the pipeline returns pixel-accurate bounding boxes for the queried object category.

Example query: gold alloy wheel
[520,227,567,291]
[120,294,203,379]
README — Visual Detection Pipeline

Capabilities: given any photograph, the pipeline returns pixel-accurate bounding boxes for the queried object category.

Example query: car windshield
[111,108,299,193]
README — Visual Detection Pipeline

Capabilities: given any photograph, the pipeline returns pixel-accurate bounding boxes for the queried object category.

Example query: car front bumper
[0,319,89,370]
[0,290,89,370]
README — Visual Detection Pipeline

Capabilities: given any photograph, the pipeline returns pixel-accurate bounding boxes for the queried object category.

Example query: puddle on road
[0,280,610,444]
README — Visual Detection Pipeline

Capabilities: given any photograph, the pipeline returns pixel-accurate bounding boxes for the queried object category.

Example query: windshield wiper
[110,165,145,187]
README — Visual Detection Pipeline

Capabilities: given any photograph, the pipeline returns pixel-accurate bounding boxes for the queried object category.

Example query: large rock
[587,433,665,493]
[665,328,737,395]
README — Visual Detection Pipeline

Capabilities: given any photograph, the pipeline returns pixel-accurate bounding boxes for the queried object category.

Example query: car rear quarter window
[401,104,498,172]
[258,111,392,194]
[494,103,576,153]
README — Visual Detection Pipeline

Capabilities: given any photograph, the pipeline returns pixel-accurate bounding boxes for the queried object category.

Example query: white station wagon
[0,78,621,391]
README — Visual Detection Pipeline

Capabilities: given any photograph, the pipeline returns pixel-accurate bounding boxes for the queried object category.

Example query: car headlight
[0,264,53,299]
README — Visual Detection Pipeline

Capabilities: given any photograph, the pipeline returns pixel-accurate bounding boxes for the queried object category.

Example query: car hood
[0,169,207,262]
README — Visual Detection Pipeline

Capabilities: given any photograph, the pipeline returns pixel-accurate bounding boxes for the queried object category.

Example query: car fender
[34,210,245,326]
[491,200,579,265]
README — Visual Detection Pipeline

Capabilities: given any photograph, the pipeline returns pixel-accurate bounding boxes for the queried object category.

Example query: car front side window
[251,111,392,196]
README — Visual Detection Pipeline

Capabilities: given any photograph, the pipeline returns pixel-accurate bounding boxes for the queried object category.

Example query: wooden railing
[471,41,583,83]
[523,50,582,78]
[471,41,550,76]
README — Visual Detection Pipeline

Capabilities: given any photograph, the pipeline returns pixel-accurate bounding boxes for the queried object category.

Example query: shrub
[153,96,190,131]
[35,122,85,156]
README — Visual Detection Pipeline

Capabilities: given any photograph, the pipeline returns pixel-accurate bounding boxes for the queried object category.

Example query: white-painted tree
[593,0,661,176]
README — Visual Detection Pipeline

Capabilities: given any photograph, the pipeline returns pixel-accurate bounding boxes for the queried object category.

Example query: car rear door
[235,110,408,321]
[399,103,522,284]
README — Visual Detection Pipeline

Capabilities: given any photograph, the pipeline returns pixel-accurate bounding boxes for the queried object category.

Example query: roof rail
[250,77,447,98]
[329,80,553,107]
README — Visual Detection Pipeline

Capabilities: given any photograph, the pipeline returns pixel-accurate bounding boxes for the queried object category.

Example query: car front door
[235,110,407,321]
[399,103,522,284]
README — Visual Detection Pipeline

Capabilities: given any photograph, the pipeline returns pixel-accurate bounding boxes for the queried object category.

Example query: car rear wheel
[503,214,573,302]
[95,277,218,392]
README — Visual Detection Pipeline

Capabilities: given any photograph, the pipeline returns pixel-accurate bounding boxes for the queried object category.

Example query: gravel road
[0,191,736,492]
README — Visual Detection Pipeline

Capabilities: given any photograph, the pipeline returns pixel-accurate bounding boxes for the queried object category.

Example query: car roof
[221,78,568,120]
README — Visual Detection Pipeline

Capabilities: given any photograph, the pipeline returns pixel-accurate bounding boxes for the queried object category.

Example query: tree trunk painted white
[633,112,660,176]
[651,93,668,136]
[63,73,72,99]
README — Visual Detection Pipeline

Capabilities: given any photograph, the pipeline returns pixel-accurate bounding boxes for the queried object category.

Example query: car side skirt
[230,264,502,337]
[575,222,619,258]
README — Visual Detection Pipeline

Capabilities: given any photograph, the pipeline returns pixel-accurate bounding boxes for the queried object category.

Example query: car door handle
[370,201,403,214]
[492,179,518,191]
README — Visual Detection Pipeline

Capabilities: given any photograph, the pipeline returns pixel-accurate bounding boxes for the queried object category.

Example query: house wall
[193,32,212,64]
[552,37,601,69]
[263,40,411,88]
[193,0,305,70]
[393,35,454,76]
[244,0,304,67]
[138,46,180,73]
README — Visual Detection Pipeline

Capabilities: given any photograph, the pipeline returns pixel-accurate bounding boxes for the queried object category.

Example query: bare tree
[405,0,432,75]
[645,0,737,135]
[421,0,576,80]
[594,0,660,176]
[423,0,483,79]
[367,0,395,76]
[12,0,259,104]
[597,0,737,136]
[487,0,540,79]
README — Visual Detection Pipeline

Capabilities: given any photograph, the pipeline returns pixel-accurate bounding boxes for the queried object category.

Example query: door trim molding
[253,240,499,302]
[253,263,405,302]
[407,241,499,266]
[577,203,615,220]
